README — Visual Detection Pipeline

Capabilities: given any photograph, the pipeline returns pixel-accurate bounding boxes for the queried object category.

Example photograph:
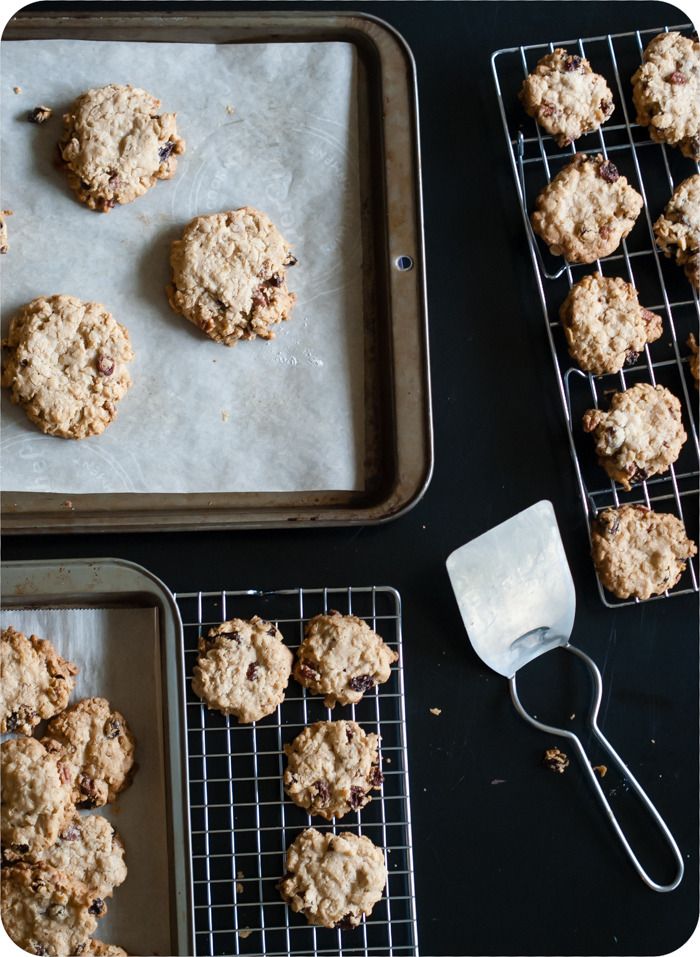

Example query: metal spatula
[446,500,684,892]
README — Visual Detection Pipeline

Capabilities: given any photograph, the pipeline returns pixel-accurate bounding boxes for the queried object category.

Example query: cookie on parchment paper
[653,174,700,291]
[1,295,134,439]
[1,737,74,863]
[0,624,78,735]
[632,32,700,161]
[191,616,293,723]
[559,273,662,375]
[59,83,185,211]
[1,862,100,957]
[519,48,614,146]
[294,611,398,708]
[582,382,686,490]
[531,154,643,264]
[591,504,697,600]
[166,207,297,345]
[34,813,127,901]
[43,697,136,809]
[279,828,387,930]
[283,720,383,820]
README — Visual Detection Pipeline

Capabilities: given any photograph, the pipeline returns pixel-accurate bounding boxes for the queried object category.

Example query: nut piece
[542,747,569,774]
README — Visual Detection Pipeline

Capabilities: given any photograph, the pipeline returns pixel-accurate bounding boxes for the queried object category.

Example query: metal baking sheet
[1,11,432,533]
[0,558,194,956]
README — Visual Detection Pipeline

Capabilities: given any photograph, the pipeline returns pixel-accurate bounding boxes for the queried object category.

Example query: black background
[4,2,699,955]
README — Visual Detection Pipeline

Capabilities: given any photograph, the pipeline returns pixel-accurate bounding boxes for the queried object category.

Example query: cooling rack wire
[492,23,700,607]
[174,585,419,957]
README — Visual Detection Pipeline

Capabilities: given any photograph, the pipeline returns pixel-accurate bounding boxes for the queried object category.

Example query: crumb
[221,409,230,422]
[28,104,52,124]
[237,870,244,879]
[13,86,22,94]
[429,707,442,716]
[491,778,507,785]
[569,713,575,720]
[62,499,74,510]
[225,104,236,116]
[237,928,252,939]
[651,739,655,744]
[236,882,244,894]
[385,757,391,764]
[592,764,608,778]
[542,747,569,774]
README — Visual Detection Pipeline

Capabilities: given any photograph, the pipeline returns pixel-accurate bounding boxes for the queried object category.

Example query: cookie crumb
[429,707,442,716]
[28,105,53,124]
[543,747,569,774]
[63,499,74,510]
[225,104,236,116]
[592,764,608,778]
[236,881,244,894]
[491,778,507,785]
[569,713,576,720]
[385,757,391,764]
[237,927,252,939]
[13,86,22,94]
[221,409,230,422]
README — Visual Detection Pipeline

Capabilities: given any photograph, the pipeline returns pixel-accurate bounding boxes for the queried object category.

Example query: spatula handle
[509,642,684,893]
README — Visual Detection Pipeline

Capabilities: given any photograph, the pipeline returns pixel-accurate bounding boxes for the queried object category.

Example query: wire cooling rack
[491,24,700,607]
[174,585,419,957]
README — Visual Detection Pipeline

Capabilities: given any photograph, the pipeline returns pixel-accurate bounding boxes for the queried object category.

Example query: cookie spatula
[446,499,684,892]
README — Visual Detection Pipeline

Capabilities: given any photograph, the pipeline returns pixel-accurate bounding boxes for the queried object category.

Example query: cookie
[191,616,293,723]
[1,863,100,957]
[43,697,136,808]
[688,333,699,387]
[283,721,383,820]
[559,274,662,375]
[519,49,614,146]
[34,814,127,901]
[531,154,643,263]
[1,625,78,735]
[591,505,697,600]
[1,295,134,439]
[582,383,687,489]
[1,737,74,863]
[632,32,700,161]
[294,612,398,707]
[85,942,128,956]
[167,207,297,345]
[0,208,11,254]
[653,175,700,290]
[59,83,185,212]
[279,828,386,929]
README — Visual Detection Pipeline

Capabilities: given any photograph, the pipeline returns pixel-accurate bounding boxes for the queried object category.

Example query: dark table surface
[4,2,699,955]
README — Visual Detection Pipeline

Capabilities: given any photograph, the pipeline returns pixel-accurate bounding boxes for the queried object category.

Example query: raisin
[345,725,355,742]
[299,661,320,682]
[600,99,612,115]
[267,626,277,636]
[78,774,98,804]
[285,254,298,267]
[158,141,175,162]
[6,712,19,731]
[349,786,365,809]
[624,350,640,366]
[104,718,121,739]
[599,224,612,240]
[631,466,649,484]
[598,160,619,183]
[224,629,241,643]
[369,766,384,787]
[596,511,620,536]
[269,272,284,287]
[13,843,29,854]
[60,823,81,842]
[314,780,330,804]
[564,54,582,71]
[33,947,48,956]
[96,354,115,376]
[246,662,258,681]
[348,674,374,694]
[335,914,356,931]
[88,898,105,916]
[540,100,555,118]
[669,71,688,84]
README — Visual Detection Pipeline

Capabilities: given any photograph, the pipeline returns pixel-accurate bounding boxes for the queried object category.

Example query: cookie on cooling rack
[1,737,74,863]
[591,505,697,600]
[283,720,383,820]
[632,32,700,161]
[1,295,134,439]
[582,382,687,490]
[1,863,100,957]
[559,274,662,375]
[279,828,387,929]
[191,616,293,723]
[294,611,398,708]
[654,175,700,291]
[1,624,78,735]
[34,813,127,901]
[42,697,136,808]
[59,83,185,211]
[167,207,297,345]
[519,48,614,146]
[531,154,643,264]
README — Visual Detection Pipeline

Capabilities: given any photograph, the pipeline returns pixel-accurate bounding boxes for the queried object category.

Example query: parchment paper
[0,39,364,493]
[0,608,172,956]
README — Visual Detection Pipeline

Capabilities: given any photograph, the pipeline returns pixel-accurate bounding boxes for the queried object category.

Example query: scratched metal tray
[1,10,431,533]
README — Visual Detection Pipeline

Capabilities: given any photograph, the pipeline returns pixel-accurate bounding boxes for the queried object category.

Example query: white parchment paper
[0,39,364,493]
[0,608,172,956]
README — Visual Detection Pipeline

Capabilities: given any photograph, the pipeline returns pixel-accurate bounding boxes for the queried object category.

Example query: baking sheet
[0,607,172,956]
[0,39,364,494]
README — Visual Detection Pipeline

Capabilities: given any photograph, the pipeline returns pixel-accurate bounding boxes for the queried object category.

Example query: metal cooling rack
[491,24,700,607]
[174,585,419,957]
